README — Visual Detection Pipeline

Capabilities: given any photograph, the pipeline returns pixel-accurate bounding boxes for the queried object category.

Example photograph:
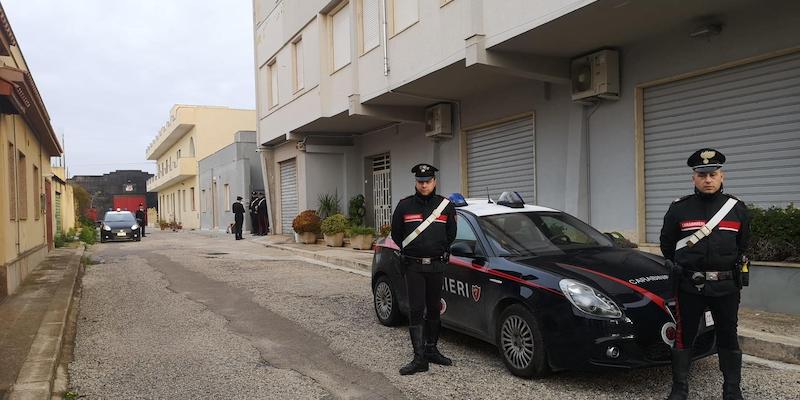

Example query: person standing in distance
[135,203,147,238]
[250,192,261,235]
[390,163,456,375]
[232,196,246,240]
[257,192,270,235]
[660,149,750,400]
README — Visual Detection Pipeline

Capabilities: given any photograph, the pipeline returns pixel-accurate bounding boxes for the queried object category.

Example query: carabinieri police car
[371,192,716,377]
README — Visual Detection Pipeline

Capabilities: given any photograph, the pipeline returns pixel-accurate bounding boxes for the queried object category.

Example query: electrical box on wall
[425,103,452,139]
[571,49,620,102]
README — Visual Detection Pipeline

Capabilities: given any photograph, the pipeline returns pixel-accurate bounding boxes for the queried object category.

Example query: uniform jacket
[660,188,750,296]
[135,209,146,223]
[232,201,246,216]
[391,191,457,267]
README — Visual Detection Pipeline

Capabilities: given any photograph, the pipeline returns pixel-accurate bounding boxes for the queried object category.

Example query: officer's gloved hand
[442,252,450,263]
[664,260,682,277]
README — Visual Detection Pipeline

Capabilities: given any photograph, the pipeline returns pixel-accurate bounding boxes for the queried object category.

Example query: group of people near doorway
[231,191,269,240]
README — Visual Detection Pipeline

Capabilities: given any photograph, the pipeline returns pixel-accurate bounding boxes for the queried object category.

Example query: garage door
[643,51,800,242]
[279,159,298,234]
[467,116,536,202]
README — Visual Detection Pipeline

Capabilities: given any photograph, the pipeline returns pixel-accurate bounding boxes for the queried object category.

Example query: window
[33,165,40,220]
[189,137,195,157]
[292,37,304,91]
[267,59,279,109]
[17,151,27,219]
[224,184,231,211]
[190,187,196,211]
[201,190,207,212]
[8,142,15,220]
[330,1,351,72]
[389,0,417,35]
[453,215,484,257]
[358,0,380,54]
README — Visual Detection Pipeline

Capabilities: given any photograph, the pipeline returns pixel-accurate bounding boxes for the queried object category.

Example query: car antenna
[486,187,493,204]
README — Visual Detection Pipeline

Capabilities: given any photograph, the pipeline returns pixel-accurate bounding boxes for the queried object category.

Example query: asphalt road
[67,231,800,399]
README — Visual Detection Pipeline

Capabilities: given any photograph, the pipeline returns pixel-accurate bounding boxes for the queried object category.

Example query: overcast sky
[3,0,255,177]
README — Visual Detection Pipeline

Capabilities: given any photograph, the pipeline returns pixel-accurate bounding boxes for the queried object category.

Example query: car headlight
[131,224,139,230]
[559,279,622,318]
[102,225,112,231]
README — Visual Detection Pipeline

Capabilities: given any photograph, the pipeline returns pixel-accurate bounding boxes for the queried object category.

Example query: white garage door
[279,159,299,234]
[643,51,800,242]
[467,116,536,202]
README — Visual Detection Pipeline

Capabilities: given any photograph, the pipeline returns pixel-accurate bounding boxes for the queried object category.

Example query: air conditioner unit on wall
[571,49,620,102]
[425,103,452,139]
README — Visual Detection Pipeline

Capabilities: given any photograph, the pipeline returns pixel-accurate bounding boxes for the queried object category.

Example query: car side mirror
[604,232,617,246]
[450,241,476,258]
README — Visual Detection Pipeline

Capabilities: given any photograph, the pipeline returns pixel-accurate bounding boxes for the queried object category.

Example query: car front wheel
[373,275,401,326]
[497,304,549,378]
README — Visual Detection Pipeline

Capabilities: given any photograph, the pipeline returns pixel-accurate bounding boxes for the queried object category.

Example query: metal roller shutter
[467,116,535,202]
[644,51,800,242]
[279,159,298,234]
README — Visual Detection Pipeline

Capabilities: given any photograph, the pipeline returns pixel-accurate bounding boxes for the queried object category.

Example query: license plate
[705,311,714,327]
[117,231,127,237]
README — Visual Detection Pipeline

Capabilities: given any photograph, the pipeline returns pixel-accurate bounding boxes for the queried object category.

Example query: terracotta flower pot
[324,232,344,247]
[299,231,317,244]
[350,234,374,250]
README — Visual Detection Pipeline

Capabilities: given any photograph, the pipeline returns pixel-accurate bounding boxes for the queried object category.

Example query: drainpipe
[12,117,21,255]
[380,0,389,76]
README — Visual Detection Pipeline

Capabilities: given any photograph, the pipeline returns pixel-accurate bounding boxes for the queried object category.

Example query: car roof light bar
[448,192,468,207]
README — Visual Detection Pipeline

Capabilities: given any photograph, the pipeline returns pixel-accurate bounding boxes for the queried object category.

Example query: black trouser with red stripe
[675,290,740,351]
[404,267,444,326]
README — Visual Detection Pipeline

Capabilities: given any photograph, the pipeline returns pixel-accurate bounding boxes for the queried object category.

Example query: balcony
[145,106,196,160]
[146,157,197,192]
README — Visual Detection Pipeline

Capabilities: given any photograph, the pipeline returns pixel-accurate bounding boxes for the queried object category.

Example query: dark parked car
[371,192,715,377]
[99,210,141,243]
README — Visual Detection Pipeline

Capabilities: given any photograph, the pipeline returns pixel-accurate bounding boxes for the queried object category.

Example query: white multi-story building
[252,0,800,248]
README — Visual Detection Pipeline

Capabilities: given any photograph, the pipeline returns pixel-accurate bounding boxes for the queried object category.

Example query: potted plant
[350,225,376,250]
[292,210,321,244]
[348,194,366,227]
[159,219,168,230]
[321,214,348,247]
[379,224,391,238]
[318,191,341,220]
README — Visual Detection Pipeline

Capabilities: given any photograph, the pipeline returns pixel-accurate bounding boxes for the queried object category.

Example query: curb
[739,328,800,365]
[8,247,84,400]
[260,242,372,273]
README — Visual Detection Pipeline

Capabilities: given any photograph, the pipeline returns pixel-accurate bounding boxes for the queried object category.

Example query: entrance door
[212,181,218,229]
[280,159,298,234]
[45,180,53,249]
[55,192,63,234]
[372,153,392,229]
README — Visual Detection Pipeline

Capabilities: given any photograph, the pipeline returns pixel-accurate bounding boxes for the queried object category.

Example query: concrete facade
[145,105,256,229]
[253,0,800,241]
[0,3,63,300]
[69,170,155,220]
[198,131,264,232]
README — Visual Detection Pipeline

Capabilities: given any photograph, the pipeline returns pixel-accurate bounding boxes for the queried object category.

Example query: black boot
[666,348,691,400]
[718,348,743,400]
[399,325,429,375]
[424,320,452,366]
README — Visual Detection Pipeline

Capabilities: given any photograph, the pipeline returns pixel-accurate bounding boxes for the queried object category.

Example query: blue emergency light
[448,192,468,207]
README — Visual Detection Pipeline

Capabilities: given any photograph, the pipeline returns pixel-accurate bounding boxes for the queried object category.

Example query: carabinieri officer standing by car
[660,149,750,400]
[390,163,457,375]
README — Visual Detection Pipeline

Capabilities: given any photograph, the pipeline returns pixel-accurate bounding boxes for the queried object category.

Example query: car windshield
[103,212,135,223]
[477,211,614,257]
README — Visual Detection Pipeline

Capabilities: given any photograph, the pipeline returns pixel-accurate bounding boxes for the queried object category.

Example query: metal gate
[643,51,800,242]
[280,159,299,234]
[372,153,391,229]
[467,116,535,202]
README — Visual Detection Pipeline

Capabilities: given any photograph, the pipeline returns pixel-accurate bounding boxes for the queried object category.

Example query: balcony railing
[146,157,197,192]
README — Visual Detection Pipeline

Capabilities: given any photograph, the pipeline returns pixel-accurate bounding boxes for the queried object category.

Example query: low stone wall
[1,244,48,301]
[742,262,800,316]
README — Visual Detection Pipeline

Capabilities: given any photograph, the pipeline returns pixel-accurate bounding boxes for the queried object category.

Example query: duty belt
[686,269,734,284]
[403,255,444,265]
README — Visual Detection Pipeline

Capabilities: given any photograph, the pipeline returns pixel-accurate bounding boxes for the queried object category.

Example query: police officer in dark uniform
[390,163,457,375]
[250,192,261,235]
[257,193,270,235]
[135,203,147,238]
[232,196,246,240]
[660,149,750,400]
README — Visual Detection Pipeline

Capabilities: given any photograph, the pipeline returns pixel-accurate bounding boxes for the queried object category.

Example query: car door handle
[489,278,503,284]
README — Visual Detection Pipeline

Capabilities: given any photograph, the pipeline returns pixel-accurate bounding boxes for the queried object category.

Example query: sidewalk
[0,247,83,400]
[249,233,800,365]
